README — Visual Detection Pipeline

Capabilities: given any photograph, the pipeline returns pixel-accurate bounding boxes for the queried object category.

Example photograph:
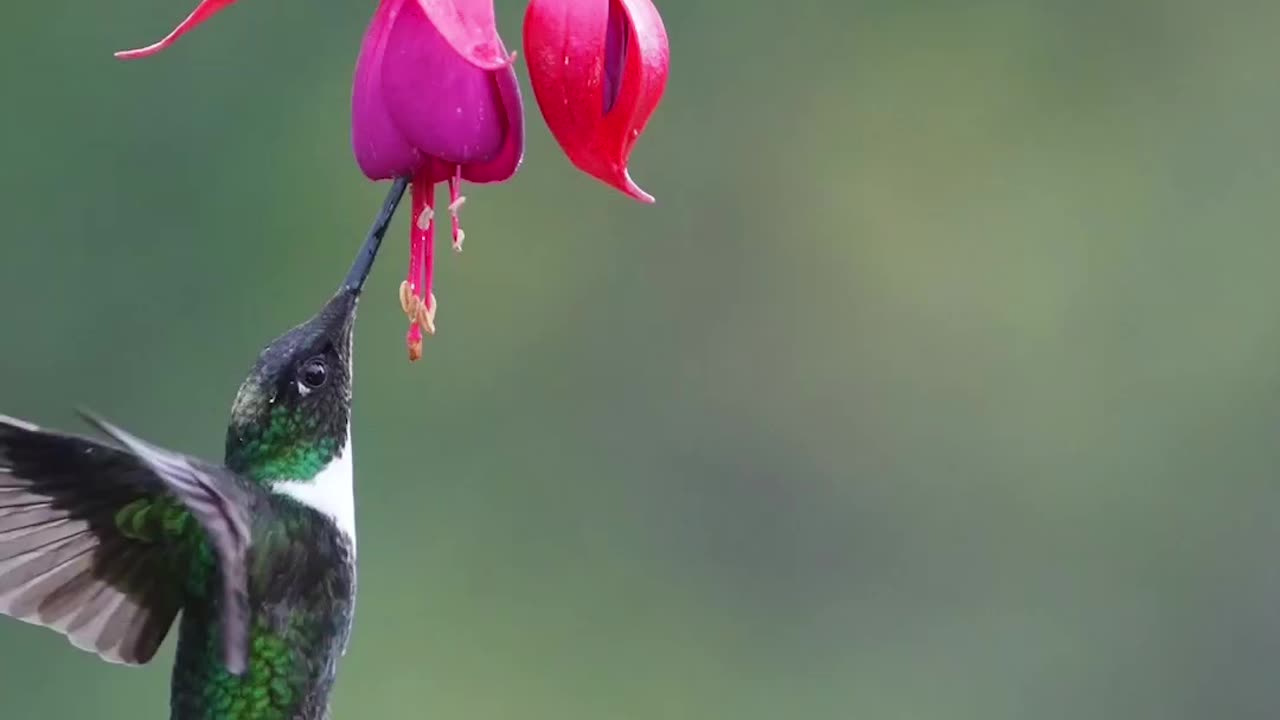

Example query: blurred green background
[3,0,1280,718]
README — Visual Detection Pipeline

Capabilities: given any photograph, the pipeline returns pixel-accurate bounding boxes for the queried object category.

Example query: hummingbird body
[172,291,361,720]
[0,180,408,719]
[168,494,355,719]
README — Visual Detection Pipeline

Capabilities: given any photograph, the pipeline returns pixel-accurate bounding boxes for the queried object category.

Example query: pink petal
[383,0,508,166]
[414,0,516,71]
[459,63,525,184]
[352,0,423,179]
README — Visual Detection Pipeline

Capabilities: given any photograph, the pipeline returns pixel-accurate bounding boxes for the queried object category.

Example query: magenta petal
[602,0,628,113]
[460,63,524,184]
[352,0,421,179]
[383,0,507,166]
[415,0,514,71]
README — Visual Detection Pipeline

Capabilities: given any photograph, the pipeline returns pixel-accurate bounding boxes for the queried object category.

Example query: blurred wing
[0,415,181,665]
[79,411,253,675]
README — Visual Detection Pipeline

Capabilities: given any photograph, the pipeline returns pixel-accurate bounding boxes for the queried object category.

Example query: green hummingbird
[0,178,408,719]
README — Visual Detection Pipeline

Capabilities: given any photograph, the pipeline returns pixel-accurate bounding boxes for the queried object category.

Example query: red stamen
[448,167,466,252]
[404,174,437,362]
[422,192,437,335]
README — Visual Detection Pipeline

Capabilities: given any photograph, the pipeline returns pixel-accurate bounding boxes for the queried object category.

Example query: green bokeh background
[3,1,1280,718]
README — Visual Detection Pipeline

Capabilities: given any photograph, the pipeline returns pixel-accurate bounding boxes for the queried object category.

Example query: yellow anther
[398,281,415,317]
[415,293,438,335]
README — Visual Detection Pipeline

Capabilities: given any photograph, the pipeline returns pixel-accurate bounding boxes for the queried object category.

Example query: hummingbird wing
[0,413,253,675]
[0,414,183,666]
[77,411,252,676]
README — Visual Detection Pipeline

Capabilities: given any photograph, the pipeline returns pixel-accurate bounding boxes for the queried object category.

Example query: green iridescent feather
[114,497,216,596]
[228,405,340,484]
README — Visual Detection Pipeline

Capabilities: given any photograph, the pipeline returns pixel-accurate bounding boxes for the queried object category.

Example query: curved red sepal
[523,0,669,203]
[115,0,240,60]
[416,0,517,71]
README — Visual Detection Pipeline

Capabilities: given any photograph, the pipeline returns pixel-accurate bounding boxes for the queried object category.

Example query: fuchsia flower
[350,0,524,360]
[118,0,669,361]
[523,0,669,203]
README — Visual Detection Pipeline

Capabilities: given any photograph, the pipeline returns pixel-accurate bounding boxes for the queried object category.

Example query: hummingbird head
[224,289,358,484]
[224,179,408,491]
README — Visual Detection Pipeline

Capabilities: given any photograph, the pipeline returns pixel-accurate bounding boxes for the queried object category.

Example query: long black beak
[343,177,410,295]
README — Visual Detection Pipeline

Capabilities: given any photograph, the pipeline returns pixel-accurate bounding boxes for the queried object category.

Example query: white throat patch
[274,431,356,551]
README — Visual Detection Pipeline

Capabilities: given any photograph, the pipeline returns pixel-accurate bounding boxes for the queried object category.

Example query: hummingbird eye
[298,356,328,392]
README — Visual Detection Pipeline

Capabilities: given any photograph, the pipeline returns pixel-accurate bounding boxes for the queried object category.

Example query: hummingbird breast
[169,498,357,720]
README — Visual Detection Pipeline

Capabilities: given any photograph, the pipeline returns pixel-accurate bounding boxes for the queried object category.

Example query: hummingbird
[0,177,408,719]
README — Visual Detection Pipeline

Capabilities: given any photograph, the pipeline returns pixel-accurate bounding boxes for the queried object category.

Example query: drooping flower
[116,0,669,361]
[523,0,669,203]
[119,0,524,362]
[351,0,524,361]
